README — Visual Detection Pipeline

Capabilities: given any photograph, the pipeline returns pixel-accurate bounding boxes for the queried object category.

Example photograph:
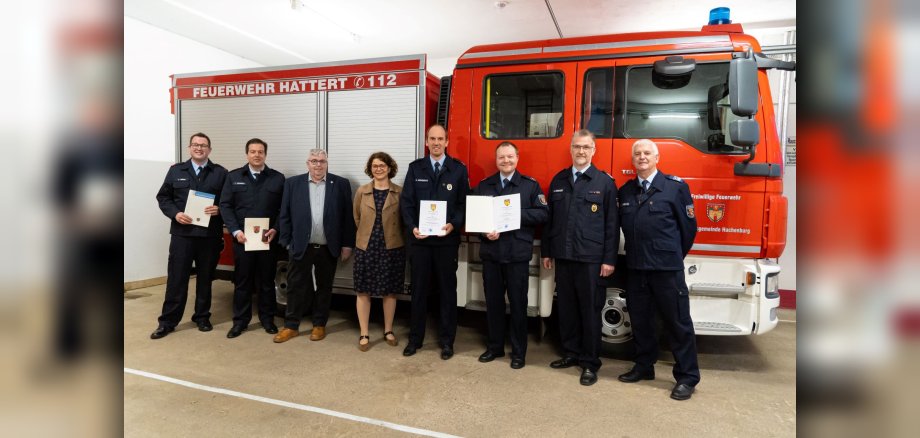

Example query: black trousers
[555,259,604,372]
[482,260,529,359]
[158,235,218,328]
[285,244,337,329]
[628,269,700,386]
[230,242,276,327]
[408,244,459,348]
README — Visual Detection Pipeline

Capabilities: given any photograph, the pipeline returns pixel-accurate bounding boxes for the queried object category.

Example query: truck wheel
[275,260,289,315]
[601,287,635,358]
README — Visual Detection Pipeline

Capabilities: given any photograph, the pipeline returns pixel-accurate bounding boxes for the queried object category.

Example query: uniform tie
[574,171,582,183]
[194,165,201,176]
[641,179,649,193]
[502,177,510,190]
[434,161,441,175]
[252,172,259,181]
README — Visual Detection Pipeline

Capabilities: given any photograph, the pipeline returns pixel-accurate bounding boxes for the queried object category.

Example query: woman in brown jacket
[353,152,406,351]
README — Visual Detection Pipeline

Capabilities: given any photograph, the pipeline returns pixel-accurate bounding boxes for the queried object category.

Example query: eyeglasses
[571,145,594,151]
[371,164,388,169]
[308,159,328,165]
[189,143,210,149]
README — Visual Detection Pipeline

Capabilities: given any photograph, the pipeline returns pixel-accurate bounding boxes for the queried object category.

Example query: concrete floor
[125,280,796,437]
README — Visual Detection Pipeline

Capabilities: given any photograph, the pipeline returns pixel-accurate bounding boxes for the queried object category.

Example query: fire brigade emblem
[253,225,261,233]
[591,204,598,213]
[504,199,511,207]
[447,183,453,191]
[430,204,437,211]
[706,203,725,222]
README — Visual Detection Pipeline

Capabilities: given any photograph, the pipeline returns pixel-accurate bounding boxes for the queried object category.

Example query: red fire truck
[170,12,793,348]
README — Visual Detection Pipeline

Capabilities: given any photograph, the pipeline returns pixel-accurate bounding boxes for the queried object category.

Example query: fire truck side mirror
[729,54,758,117]
[729,119,759,147]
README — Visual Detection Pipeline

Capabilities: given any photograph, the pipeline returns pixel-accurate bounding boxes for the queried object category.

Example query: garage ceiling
[125,0,795,73]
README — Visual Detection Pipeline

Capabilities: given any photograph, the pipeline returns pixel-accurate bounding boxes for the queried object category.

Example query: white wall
[124,17,261,283]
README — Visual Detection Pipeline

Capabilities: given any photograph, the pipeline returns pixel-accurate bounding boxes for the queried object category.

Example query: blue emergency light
[708,7,731,25]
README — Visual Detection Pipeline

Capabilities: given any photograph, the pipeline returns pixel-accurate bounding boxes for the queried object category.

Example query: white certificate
[465,193,521,233]
[184,190,216,228]
[244,217,270,251]
[418,200,447,236]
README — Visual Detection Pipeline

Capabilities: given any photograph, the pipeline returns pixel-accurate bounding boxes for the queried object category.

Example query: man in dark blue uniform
[617,138,700,401]
[400,124,469,360]
[541,129,618,386]
[219,138,285,338]
[473,142,548,369]
[152,132,227,339]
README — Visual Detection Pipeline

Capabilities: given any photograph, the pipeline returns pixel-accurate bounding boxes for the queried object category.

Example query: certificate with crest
[418,200,447,236]
[465,193,521,233]
[244,217,270,251]
[185,190,216,228]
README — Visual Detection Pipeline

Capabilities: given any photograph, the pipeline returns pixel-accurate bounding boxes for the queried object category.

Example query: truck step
[690,282,745,296]
[693,321,745,333]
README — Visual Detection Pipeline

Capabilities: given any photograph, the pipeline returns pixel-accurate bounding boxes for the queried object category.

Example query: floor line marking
[779,319,796,323]
[125,367,461,438]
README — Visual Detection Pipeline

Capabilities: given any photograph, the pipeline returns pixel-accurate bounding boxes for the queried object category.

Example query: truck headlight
[765,273,779,299]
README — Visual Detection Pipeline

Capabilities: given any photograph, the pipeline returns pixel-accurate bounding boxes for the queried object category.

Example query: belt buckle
[310,243,322,249]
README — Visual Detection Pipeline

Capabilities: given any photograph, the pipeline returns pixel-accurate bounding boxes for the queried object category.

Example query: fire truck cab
[444,21,790,344]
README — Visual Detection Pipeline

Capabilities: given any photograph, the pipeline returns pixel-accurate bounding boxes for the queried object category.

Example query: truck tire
[600,287,636,358]
[274,260,289,315]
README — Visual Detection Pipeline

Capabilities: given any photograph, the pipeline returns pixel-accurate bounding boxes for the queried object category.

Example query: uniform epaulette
[479,176,490,184]
[666,174,684,183]
[523,175,538,183]
[602,171,614,180]
[450,156,467,167]
[170,162,185,167]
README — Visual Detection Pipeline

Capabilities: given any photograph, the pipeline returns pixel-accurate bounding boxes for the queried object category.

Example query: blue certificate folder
[186,190,216,227]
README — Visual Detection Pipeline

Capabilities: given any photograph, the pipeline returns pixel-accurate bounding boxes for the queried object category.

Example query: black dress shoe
[670,383,695,401]
[227,325,246,338]
[150,326,174,340]
[550,357,578,369]
[478,350,504,363]
[196,320,213,332]
[262,322,278,334]
[580,369,598,386]
[617,368,655,383]
[510,358,525,369]
[402,344,418,357]
[440,347,454,360]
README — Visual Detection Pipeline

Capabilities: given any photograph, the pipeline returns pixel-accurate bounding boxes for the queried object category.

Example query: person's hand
[176,212,193,224]
[204,205,220,216]
[341,247,353,262]
[485,231,499,241]
[600,264,615,277]
[265,228,277,242]
[542,257,554,270]
[235,232,247,244]
[412,227,428,239]
[442,223,454,235]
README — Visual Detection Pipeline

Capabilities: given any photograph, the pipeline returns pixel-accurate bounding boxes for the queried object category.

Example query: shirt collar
[572,164,592,177]
[429,155,446,168]
[191,159,208,171]
[499,171,515,182]
[248,165,265,175]
[638,170,658,186]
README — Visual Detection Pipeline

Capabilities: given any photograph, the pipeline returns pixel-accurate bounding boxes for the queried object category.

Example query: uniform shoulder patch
[537,194,547,205]
[686,205,695,218]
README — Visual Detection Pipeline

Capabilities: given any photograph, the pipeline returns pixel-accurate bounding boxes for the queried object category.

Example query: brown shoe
[273,328,299,343]
[309,326,326,341]
[384,331,398,347]
[358,335,370,352]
